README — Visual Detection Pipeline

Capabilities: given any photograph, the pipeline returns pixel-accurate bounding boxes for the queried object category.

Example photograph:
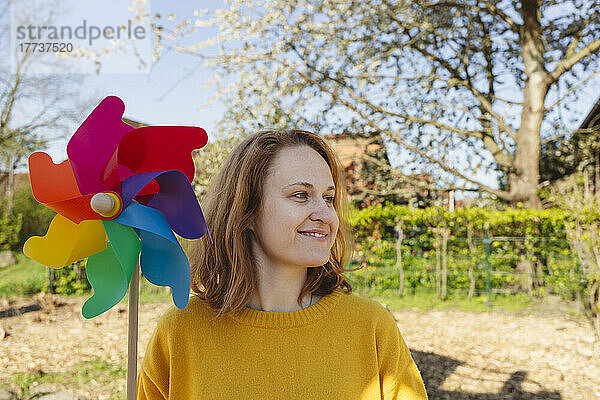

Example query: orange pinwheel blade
[28,152,101,223]
[23,214,107,268]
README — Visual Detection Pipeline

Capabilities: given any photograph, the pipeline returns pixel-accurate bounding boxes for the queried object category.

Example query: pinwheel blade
[117,126,208,183]
[82,220,141,319]
[120,171,209,239]
[66,96,134,195]
[114,201,191,309]
[28,152,99,223]
[23,214,107,268]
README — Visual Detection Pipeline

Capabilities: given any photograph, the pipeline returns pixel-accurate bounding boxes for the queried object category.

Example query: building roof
[579,97,600,130]
[122,117,149,129]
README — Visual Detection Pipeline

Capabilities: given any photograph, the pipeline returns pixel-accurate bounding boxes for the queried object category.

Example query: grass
[0,253,46,298]
[2,359,126,399]
[138,278,173,304]
[362,287,534,313]
[0,252,174,303]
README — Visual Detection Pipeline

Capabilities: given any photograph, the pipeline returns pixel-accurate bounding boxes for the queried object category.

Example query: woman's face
[251,145,339,270]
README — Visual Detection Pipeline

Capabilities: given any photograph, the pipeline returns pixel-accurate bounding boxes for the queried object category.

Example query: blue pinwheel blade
[113,201,191,309]
[120,170,210,240]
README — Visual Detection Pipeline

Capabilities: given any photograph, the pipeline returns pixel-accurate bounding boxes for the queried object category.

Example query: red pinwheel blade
[66,96,134,195]
[116,126,208,183]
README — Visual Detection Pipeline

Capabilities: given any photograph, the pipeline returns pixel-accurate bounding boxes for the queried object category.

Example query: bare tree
[148,0,600,208]
[0,1,91,213]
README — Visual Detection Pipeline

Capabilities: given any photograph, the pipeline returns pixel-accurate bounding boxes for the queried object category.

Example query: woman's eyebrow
[283,182,335,191]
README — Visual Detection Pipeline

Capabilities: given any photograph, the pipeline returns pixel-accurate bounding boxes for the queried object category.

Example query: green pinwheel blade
[81,220,141,319]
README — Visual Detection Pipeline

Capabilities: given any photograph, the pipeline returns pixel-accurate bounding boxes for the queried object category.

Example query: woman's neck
[247,264,315,312]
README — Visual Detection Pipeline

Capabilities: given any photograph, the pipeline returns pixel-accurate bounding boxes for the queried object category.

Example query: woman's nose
[310,197,337,223]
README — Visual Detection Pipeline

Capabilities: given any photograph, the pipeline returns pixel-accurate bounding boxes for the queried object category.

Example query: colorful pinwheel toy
[23,95,210,319]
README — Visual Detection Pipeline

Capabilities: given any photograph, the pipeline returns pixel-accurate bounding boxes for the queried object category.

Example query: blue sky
[31,0,227,162]
[5,0,600,190]
[3,0,225,163]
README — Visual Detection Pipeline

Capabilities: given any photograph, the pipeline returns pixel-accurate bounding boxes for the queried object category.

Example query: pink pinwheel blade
[66,96,134,195]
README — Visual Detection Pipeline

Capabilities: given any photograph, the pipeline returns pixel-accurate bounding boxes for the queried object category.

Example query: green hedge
[348,205,582,301]
[0,212,21,250]
[350,204,569,239]
[0,186,55,251]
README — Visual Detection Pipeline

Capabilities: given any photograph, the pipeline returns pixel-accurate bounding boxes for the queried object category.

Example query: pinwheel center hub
[90,192,122,218]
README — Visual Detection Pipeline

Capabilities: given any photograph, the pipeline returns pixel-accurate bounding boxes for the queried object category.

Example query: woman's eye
[324,195,335,204]
[293,192,309,200]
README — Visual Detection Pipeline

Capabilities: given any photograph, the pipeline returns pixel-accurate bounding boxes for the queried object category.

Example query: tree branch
[550,37,600,84]
[287,44,490,140]
[441,186,481,192]
[403,30,518,142]
[417,1,519,32]
[278,57,513,201]
[478,1,519,32]
[545,69,600,111]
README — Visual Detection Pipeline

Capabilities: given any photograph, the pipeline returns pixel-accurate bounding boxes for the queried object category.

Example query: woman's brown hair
[189,129,353,317]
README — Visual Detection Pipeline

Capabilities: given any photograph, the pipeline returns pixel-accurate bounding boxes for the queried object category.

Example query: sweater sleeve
[377,310,428,400]
[137,317,171,400]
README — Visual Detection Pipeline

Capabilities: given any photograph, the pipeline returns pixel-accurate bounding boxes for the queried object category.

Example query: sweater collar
[228,288,344,329]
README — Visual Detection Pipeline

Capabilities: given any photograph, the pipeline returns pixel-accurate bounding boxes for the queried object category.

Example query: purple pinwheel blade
[120,170,209,240]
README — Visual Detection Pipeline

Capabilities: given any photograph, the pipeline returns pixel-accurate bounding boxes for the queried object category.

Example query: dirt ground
[0,293,599,400]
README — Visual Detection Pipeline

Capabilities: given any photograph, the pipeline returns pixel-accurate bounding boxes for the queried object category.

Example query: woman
[137,129,428,399]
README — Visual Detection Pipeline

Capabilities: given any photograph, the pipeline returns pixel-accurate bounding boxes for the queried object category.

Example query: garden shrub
[349,204,580,300]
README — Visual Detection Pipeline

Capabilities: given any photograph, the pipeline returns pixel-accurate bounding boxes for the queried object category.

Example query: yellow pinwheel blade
[23,214,107,268]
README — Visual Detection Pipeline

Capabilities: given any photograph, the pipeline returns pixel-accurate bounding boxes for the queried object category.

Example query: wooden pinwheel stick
[91,192,139,397]
[127,258,140,400]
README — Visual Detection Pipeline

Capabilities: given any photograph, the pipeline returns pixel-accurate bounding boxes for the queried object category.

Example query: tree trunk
[395,225,404,298]
[467,225,476,299]
[535,260,544,288]
[76,263,82,281]
[589,279,600,340]
[523,237,535,296]
[514,236,534,296]
[441,228,449,301]
[595,281,600,341]
[570,266,580,303]
[6,152,15,216]
[364,262,369,296]
[510,0,551,209]
[435,231,441,300]
[468,265,475,299]
[595,152,599,198]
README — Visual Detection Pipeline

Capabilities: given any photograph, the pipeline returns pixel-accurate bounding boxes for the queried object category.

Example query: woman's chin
[298,255,330,268]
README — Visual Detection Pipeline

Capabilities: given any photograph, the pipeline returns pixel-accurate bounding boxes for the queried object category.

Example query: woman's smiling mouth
[298,230,328,239]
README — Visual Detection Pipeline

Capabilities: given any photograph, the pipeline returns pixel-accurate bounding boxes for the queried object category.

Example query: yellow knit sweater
[137,288,428,399]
